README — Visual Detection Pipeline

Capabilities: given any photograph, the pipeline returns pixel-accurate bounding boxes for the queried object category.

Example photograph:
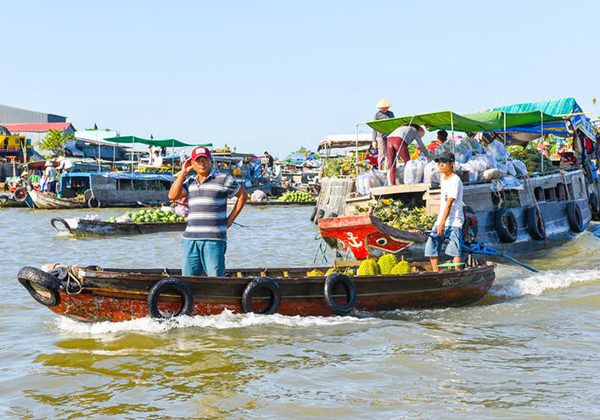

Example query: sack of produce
[511,159,528,176]
[395,163,404,184]
[414,158,426,183]
[496,161,508,174]
[485,140,510,162]
[423,161,439,184]
[482,168,506,180]
[403,160,418,184]
[505,160,517,177]
[251,189,267,202]
[116,216,132,223]
[491,176,524,192]
[460,137,483,155]
[453,144,473,164]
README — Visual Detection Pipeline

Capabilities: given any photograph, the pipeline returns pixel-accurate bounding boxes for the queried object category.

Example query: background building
[0,104,66,124]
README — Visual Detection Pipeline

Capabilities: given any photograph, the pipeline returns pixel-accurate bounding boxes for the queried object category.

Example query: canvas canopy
[101,136,212,148]
[366,110,562,135]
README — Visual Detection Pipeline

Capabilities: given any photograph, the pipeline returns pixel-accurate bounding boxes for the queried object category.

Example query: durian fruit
[344,268,356,276]
[357,258,380,276]
[307,269,324,277]
[378,253,398,275]
[391,256,411,275]
[325,267,336,276]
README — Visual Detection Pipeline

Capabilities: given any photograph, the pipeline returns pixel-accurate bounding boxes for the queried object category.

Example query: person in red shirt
[427,129,447,155]
[365,142,378,167]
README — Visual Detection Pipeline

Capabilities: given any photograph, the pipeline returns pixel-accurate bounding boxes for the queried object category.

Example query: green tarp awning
[366,110,563,135]
[101,136,212,148]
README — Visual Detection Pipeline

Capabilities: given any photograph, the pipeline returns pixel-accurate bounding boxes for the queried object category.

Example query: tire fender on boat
[310,206,318,221]
[87,196,101,208]
[241,277,281,315]
[146,277,194,319]
[17,266,62,307]
[314,209,325,225]
[566,202,584,233]
[13,187,28,202]
[588,192,600,217]
[51,217,72,233]
[526,207,546,240]
[494,208,518,243]
[323,273,357,315]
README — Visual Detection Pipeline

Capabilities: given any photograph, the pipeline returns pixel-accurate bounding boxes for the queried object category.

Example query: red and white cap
[190,146,212,161]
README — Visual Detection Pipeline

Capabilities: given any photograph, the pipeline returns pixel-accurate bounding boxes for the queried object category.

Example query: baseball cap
[434,152,455,163]
[190,146,212,161]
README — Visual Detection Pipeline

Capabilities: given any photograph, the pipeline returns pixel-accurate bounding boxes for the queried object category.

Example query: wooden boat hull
[51,217,186,236]
[28,190,86,209]
[17,262,495,322]
[0,193,26,208]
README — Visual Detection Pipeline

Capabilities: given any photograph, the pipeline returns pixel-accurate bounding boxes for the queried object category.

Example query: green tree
[39,129,75,156]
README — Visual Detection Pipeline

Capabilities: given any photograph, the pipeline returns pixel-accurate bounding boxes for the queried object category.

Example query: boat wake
[491,268,600,298]
[53,309,376,334]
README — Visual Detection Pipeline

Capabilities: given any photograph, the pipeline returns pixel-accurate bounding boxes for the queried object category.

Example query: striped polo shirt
[182,171,240,241]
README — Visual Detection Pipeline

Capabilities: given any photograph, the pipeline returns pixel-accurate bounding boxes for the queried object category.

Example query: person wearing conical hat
[373,99,395,170]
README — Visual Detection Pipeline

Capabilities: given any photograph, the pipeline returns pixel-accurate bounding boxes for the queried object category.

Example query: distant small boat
[28,190,86,209]
[51,217,186,236]
[0,192,26,208]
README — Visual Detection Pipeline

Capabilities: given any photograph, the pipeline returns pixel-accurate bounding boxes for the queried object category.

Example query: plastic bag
[511,159,528,176]
[453,144,473,164]
[482,168,506,180]
[496,161,508,174]
[491,176,524,192]
[485,140,510,162]
[461,137,483,155]
[116,216,132,223]
[423,161,438,184]
[251,189,267,202]
[505,160,516,177]
[404,160,418,184]
[395,163,404,184]
[414,158,426,183]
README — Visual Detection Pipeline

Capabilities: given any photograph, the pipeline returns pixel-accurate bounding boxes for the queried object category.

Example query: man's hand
[183,158,194,174]
[437,224,445,236]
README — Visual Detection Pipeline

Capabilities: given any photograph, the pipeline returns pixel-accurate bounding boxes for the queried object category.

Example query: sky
[2,0,600,157]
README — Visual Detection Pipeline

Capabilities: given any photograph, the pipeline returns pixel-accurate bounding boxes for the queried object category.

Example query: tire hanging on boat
[588,192,600,217]
[494,208,518,243]
[241,277,281,315]
[310,206,318,222]
[146,277,194,319]
[526,207,546,241]
[87,196,101,208]
[13,187,28,202]
[323,273,357,315]
[17,266,62,307]
[51,217,72,233]
[566,202,584,233]
[314,209,325,225]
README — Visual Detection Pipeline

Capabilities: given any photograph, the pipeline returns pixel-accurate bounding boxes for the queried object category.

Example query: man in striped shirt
[169,146,247,276]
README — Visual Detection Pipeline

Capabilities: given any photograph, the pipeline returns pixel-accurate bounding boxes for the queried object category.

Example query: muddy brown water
[1,206,599,418]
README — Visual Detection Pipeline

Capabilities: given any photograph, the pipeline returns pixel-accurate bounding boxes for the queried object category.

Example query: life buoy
[14,187,28,202]
[566,202,584,233]
[17,266,62,307]
[462,206,478,245]
[87,196,101,208]
[241,277,281,314]
[146,277,194,319]
[526,207,546,240]
[323,273,357,315]
[588,192,600,217]
[494,208,518,243]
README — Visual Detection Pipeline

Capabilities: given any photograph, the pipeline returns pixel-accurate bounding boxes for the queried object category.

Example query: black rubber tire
[566,202,584,233]
[462,206,478,245]
[314,209,325,225]
[494,208,518,243]
[87,196,101,208]
[51,217,72,232]
[588,192,600,217]
[14,187,28,202]
[17,266,61,307]
[323,273,357,315]
[49,266,69,281]
[146,277,194,319]
[310,206,318,222]
[241,277,281,315]
[526,207,546,240]
[0,196,8,205]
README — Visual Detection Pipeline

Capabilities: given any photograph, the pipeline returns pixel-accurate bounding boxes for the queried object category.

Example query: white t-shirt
[435,173,464,228]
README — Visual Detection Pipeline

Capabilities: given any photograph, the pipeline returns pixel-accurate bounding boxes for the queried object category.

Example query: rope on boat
[312,232,329,264]
[65,268,83,295]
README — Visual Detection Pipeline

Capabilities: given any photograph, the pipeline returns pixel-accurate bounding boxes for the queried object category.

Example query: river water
[1,206,599,418]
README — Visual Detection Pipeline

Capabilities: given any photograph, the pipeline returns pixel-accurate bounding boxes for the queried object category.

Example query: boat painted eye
[376,238,388,246]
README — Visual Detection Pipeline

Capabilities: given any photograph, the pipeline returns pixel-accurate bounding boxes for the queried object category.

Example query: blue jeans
[424,226,462,258]
[182,239,227,276]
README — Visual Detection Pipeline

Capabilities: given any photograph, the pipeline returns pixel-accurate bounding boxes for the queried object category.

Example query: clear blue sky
[2,0,599,157]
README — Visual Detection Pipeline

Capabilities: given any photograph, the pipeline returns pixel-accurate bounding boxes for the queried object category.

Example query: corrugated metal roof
[2,122,75,133]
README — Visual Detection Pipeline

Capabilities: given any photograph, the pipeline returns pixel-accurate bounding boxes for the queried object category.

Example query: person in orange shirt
[427,129,447,155]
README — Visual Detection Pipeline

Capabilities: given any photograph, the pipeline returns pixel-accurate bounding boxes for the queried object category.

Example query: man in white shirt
[424,152,464,272]
[44,160,57,193]
[152,149,164,167]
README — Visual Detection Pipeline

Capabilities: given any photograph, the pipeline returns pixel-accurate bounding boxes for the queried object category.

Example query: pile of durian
[306,253,411,277]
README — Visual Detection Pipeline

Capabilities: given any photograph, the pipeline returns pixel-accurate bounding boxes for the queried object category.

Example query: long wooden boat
[17,260,495,322]
[0,192,26,208]
[50,217,186,236]
[28,189,86,209]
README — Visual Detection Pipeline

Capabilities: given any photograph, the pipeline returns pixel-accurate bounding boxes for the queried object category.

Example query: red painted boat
[318,215,428,259]
[17,260,495,323]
